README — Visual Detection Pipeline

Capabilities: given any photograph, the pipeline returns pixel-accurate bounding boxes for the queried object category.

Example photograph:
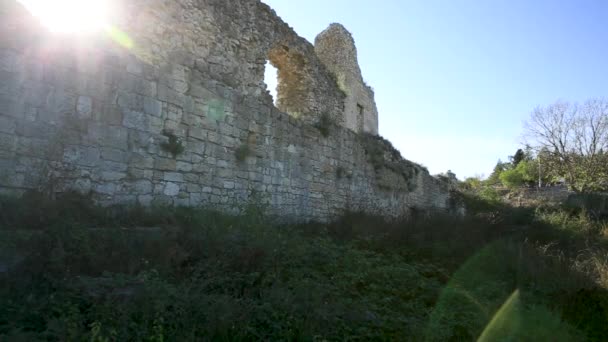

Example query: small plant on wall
[336,166,353,180]
[235,144,252,163]
[160,129,185,158]
[315,113,333,137]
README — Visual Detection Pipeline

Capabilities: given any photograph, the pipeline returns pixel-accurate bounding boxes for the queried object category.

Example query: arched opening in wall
[264,61,279,106]
[267,45,311,118]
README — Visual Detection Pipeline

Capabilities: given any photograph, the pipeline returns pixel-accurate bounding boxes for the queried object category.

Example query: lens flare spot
[105,26,134,49]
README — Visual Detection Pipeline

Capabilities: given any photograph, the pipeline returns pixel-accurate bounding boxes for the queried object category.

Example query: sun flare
[18,0,109,33]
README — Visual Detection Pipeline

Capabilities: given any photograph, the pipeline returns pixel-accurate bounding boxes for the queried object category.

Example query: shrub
[500,168,525,188]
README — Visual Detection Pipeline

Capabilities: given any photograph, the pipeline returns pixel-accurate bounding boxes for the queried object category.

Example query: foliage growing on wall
[235,144,252,163]
[160,130,185,158]
[315,113,333,137]
[336,166,352,180]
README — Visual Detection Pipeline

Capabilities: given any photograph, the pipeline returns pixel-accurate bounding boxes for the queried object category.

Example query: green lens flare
[104,25,133,49]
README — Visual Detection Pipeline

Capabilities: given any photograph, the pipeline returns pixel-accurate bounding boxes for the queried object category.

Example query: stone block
[149,115,164,134]
[45,88,76,117]
[63,146,100,167]
[122,110,147,130]
[158,84,185,107]
[101,160,128,172]
[0,50,18,72]
[217,168,233,178]
[137,79,158,98]
[189,192,204,205]
[0,116,16,134]
[87,123,128,149]
[155,158,176,171]
[100,148,129,162]
[189,127,207,141]
[97,105,123,126]
[130,154,154,169]
[164,172,184,182]
[76,96,93,118]
[15,121,60,139]
[176,161,193,172]
[100,171,126,181]
[95,182,116,195]
[143,97,163,117]
[134,180,153,194]
[164,182,180,196]
[117,92,144,111]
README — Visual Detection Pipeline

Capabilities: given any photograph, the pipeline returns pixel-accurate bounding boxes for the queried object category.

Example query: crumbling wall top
[315,23,363,83]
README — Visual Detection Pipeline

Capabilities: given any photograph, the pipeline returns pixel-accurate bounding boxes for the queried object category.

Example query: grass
[0,191,607,340]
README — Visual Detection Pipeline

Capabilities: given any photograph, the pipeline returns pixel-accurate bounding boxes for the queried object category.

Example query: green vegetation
[234,144,252,163]
[499,163,527,188]
[1,191,608,340]
[314,113,333,137]
[160,130,185,158]
[482,148,553,189]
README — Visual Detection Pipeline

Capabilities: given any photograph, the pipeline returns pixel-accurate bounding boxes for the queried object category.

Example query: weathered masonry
[0,0,454,221]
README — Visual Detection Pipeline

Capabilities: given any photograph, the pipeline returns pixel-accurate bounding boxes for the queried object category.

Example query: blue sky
[262,0,608,178]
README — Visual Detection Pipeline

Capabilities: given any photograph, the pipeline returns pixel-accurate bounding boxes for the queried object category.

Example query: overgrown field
[1,192,607,341]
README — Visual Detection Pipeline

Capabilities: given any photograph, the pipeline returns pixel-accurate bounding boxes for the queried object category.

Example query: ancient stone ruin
[0,0,454,221]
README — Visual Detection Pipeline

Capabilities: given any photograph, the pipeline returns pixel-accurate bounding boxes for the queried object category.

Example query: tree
[515,160,540,185]
[487,159,511,186]
[509,149,526,167]
[462,176,483,190]
[499,168,525,188]
[524,98,608,192]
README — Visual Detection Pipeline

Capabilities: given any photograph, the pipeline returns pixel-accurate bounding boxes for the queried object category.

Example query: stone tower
[315,23,379,135]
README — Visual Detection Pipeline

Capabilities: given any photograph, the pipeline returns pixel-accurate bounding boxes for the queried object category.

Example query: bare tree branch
[524,98,608,191]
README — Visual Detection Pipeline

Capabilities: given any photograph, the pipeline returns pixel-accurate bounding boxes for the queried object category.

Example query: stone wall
[0,0,453,221]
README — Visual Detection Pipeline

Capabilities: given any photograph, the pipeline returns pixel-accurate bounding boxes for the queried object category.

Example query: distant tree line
[464,98,608,193]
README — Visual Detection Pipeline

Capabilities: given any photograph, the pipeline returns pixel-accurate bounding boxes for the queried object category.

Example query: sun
[18,0,109,34]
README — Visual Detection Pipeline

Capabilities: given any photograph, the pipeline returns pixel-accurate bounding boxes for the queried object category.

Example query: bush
[500,168,525,188]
